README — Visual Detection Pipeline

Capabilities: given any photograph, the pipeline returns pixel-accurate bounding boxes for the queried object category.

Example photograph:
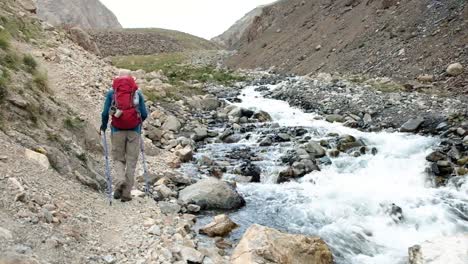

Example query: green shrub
[32,71,50,93]
[63,116,85,131]
[0,75,7,103]
[0,30,10,50]
[23,54,37,73]
[1,52,20,70]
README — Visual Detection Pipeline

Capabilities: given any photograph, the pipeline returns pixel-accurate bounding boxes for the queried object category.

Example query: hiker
[100,70,148,202]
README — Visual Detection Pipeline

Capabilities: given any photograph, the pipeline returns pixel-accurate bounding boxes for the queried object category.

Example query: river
[187,80,468,264]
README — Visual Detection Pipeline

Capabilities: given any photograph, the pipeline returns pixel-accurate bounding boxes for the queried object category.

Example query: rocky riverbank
[251,72,468,187]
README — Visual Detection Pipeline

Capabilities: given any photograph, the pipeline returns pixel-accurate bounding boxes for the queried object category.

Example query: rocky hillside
[90,28,219,57]
[212,4,270,49]
[225,0,468,93]
[36,0,122,29]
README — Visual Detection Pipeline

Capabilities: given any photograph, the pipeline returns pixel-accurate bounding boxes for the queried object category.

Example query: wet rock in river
[252,110,272,122]
[400,117,424,133]
[192,127,208,142]
[303,141,326,158]
[259,136,273,146]
[386,203,404,223]
[326,114,345,123]
[233,162,261,182]
[179,178,245,210]
[278,159,319,183]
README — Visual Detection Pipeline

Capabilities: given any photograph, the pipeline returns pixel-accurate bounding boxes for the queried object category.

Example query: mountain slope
[37,0,122,29]
[89,28,219,57]
[225,0,468,93]
[212,4,270,49]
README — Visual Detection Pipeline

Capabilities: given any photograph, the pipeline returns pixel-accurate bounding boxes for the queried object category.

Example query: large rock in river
[231,224,333,264]
[179,178,245,210]
[400,117,424,133]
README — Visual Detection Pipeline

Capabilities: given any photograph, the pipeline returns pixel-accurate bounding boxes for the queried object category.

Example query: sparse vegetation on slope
[89,28,219,56]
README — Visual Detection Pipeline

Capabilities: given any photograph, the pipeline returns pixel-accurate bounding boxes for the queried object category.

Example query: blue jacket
[101,89,148,133]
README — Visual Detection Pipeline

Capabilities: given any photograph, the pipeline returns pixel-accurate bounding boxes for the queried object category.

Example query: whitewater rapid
[195,82,468,264]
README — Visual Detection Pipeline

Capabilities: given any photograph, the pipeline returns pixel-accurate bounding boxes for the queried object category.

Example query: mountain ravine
[1,0,467,264]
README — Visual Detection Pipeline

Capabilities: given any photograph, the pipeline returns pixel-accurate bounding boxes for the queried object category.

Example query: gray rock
[252,110,272,122]
[363,113,372,124]
[175,146,193,162]
[456,127,466,136]
[446,63,464,76]
[179,178,245,210]
[155,185,176,199]
[326,114,345,123]
[400,117,424,132]
[162,115,182,132]
[102,255,116,264]
[303,141,326,158]
[146,126,164,141]
[69,27,101,55]
[159,201,181,214]
[148,225,161,236]
[18,0,37,12]
[199,214,239,237]
[42,208,53,223]
[180,246,205,263]
[187,204,201,213]
[193,127,208,142]
[0,227,13,240]
[201,95,220,111]
[426,151,446,162]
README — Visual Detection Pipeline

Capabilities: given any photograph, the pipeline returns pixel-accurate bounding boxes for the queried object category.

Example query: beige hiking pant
[111,130,140,198]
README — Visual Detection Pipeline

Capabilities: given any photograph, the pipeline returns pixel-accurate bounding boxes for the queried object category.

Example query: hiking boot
[113,189,122,200]
[120,196,132,203]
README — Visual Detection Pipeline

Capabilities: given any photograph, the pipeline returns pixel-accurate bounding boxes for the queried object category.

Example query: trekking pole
[139,134,151,196]
[102,132,113,206]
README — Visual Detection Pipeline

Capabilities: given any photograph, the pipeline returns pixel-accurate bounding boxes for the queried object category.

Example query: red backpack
[111,76,141,130]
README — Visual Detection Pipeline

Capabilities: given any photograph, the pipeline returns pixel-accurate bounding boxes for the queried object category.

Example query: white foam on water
[228,85,468,264]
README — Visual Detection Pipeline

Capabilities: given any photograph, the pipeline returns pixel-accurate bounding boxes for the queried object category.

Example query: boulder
[18,0,37,13]
[162,115,181,132]
[400,117,424,133]
[175,146,193,162]
[231,224,333,264]
[201,95,220,111]
[179,246,205,263]
[146,126,164,141]
[159,201,181,214]
[25,149,50,169]
[408,234,468,264]
[193,127,208,142]
[426,151,446,162]
[446,63,464,76]
[325,114,344,123]
[234,162,261,182]
[303,141,326,158]
[179,178,245,210]
[199,214,239,237]
[68,27,101,55]
[252,110,272,122]
[417,74,434,83]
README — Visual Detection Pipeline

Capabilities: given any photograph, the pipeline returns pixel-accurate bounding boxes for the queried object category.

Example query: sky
[100,0,277,40]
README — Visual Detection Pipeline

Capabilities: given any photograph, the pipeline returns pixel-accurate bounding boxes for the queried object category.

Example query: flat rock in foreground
[231,224,333,264]
[179,178,245,210]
